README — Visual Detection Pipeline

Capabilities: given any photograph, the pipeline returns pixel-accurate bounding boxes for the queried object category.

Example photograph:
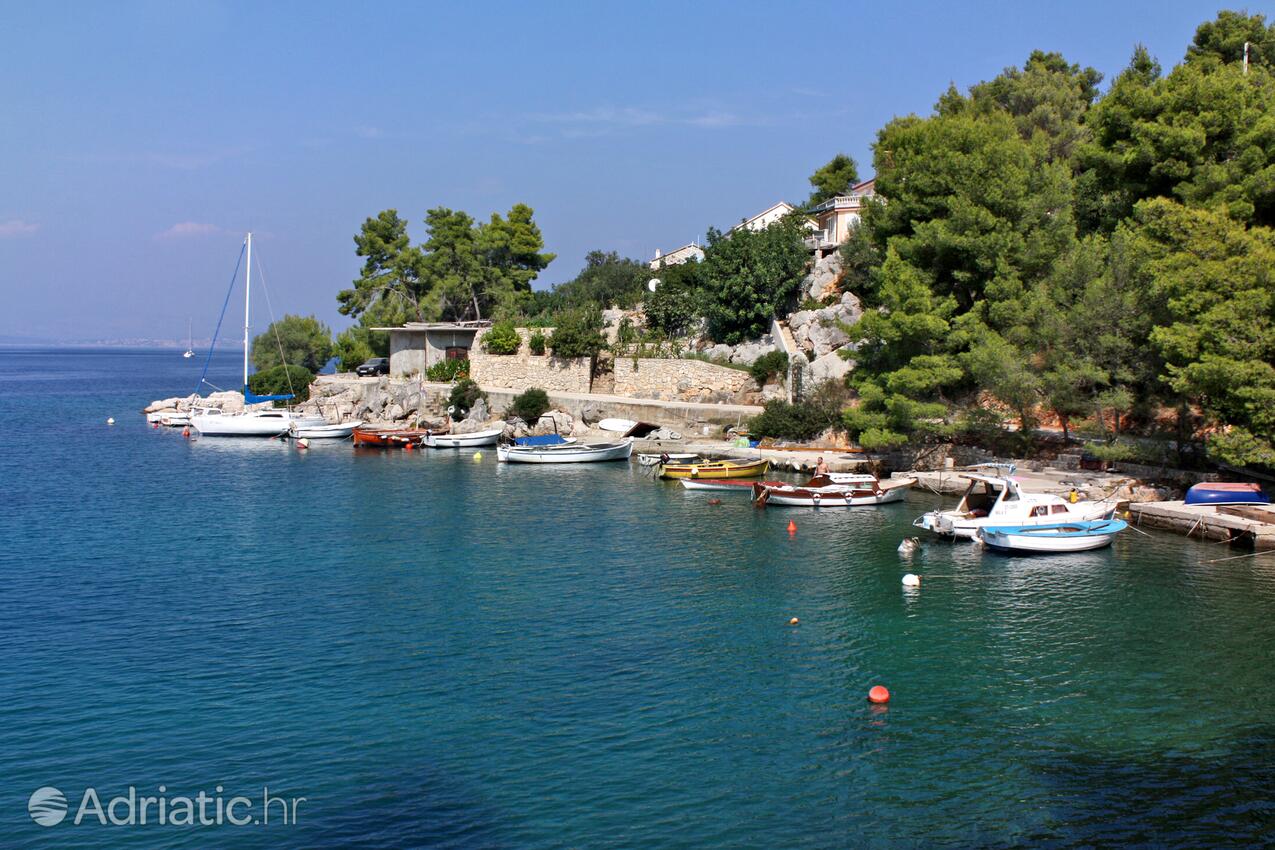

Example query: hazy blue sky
[0,0,1235,340]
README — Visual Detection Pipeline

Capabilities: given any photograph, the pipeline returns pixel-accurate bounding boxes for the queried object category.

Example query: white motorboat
[753,474,916,507]
[496,438,633,463]
[914,465,1116,540]
[188,233,326,438]
[424,427,504,448]
[160,412,191,427]
[289,421,361,439]
[679,479,766,492]
[977,519,1128,553]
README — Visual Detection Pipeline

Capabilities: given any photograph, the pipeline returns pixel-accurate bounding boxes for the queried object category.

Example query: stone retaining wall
[612,358,754,403]
[468,327,593,394]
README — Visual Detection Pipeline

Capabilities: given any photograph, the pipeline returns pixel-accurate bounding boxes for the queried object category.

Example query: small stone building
[373,321,489,377]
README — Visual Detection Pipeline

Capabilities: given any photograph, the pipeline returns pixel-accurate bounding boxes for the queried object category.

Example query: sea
[2,347,1274,849]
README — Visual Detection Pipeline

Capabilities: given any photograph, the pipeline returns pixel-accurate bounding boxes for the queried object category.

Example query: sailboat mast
[243,232,252,390]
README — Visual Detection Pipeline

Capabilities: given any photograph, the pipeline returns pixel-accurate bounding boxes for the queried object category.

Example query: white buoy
[897,537,919,556]
[106,417,115,425]
[297,438,310,449]
[902,573,921,587]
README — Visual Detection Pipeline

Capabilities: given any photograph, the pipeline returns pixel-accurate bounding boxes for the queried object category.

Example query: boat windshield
[961,480,1001,516]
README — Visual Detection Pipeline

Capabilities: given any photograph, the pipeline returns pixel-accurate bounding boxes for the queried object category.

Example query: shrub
[426,358,469,382]
[247,364,314,405]
[483,322,521,355]
[749,350,790,387]
[508,387,550,423]
[448,378,486,419]
[749,398,842,442]
[528,330,547,355]
[549,310,607,359]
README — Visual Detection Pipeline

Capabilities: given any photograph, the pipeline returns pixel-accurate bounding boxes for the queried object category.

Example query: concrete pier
[1128,501,1275,550]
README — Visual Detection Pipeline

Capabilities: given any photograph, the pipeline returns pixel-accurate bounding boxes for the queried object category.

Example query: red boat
[352,427,432,448]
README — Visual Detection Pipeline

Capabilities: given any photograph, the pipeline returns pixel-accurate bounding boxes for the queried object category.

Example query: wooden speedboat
[424,427,504,448]
[977,519,1128,553]
[352,427,432,447]
[752,474,916,507]
[496,438,633,463]
[657,458,770,480]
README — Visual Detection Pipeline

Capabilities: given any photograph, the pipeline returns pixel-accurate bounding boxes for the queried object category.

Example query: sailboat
[183,319,194,358]
[189,233,327,437]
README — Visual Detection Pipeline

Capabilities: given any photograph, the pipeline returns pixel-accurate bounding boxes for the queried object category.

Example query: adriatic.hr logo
[27,785,305,828]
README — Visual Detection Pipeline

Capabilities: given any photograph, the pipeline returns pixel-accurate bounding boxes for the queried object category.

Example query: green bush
[483,322,521,355]
[508,387,550,423]
[247,364,314,405]
[749,398,843,442]
[528,330,547,355]
[426,358,469,382]
[448,378,486,419]
[749,350,789,387]
[550,310,607,359]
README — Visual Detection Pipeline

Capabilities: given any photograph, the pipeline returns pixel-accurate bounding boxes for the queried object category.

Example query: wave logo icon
[28,787,68,827]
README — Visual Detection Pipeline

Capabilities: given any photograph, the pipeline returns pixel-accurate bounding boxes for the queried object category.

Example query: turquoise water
[3,348,1274,848]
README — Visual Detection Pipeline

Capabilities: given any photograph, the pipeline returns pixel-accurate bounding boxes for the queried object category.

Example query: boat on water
[160,412,191,427]
[681,478,784,492]
[657,458,770,480]
[914,465,1116,540]
[638,452,701,467]
[189,233,326,437]
[513,434,576,447]
[497,438,633,463]
[977,518,1128,553]
[752,474,916,507]
[1184,482,1269,506]
[424,427,504,448]
[183,318,194,358]
[352,427,433,447]
[289,421,361,439]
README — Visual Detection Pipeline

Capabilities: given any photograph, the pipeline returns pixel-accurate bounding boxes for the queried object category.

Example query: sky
[0,0,1243,341]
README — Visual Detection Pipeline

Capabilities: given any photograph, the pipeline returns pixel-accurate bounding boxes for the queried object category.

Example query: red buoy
[182,428,191,438]
[868,685,890,704]
[707,498,722,506]
[787,520,797,535]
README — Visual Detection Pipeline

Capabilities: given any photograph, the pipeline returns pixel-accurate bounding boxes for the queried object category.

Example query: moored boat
[1184,482,1269,506]
[424,427,504,448]
[977,518,1128,553]
[352,427,433,448]
[638,452,702,467]
[657,458,770,480]
[752,474,916,507]
[681,479,784,492]
[289,421,361,439]
[914,465,1116,540]
[496,438,633,463]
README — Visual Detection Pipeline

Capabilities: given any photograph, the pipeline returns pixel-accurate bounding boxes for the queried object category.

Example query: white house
[648,242,705,270]
[805,178,877,256]
[730,200,803,233]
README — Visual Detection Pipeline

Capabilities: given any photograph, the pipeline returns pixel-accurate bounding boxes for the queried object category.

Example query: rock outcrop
[788,292,863,357]
[800,252,844,302]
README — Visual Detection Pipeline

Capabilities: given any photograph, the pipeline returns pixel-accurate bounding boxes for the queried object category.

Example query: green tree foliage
[528,330,547,355]
[749,350,789,388]
[508,387,550,423]
[426,358,469,382]
[700,217,810,344]
[247,365,313,405]
[448,378,486,418]
[749,397,843,442]
[250,314,333,373]
[806,154,860,206]
[644,259,704,338]
[550,250,650,310]
[549,309,607,358]
[332,325,385,372]
[482,321,521,354]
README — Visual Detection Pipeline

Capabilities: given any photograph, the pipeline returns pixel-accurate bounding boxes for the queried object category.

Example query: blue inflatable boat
[1184,482,1269,506]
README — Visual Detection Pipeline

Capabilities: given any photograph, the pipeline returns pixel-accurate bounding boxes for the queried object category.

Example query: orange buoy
[787,520,797,535]
[182,427,191,438]
[789,617,800,626]
[404,442,413,451]
[868,685,890,704]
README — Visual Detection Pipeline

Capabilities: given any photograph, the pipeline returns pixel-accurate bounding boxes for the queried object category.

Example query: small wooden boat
[1184,482,1269,506]
[289,421,361,439]
[352,427,432,448]
[752,474,916,507]
[638,452,702,467]
[513,434,575,447]
[657,458,770,480]
[681,479,784,492]
[424,427,504,448]
[977,518,1128,553]
[497,438,633,464]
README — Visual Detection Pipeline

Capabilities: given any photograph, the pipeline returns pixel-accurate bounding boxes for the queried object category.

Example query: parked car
[356,358,390,377]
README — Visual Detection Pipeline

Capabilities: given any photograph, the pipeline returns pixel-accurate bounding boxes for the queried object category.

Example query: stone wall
[612,357,755,403]
[467,327,593,393]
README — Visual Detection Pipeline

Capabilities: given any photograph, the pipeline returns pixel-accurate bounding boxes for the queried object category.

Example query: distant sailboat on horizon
[183,318,194,358]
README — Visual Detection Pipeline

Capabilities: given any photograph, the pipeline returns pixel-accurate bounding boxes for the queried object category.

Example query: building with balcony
[804,178,877,256]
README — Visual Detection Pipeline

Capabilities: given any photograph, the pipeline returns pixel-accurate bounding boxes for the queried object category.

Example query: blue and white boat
[977,518,1128,553]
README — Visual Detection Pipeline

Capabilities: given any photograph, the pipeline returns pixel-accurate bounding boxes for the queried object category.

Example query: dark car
[356,357,390,377]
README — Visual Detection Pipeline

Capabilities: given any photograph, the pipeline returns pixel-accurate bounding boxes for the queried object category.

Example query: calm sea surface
[2,348,1274,848]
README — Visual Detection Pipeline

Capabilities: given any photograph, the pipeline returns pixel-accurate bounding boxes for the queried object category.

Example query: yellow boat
[657,458,771,480]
